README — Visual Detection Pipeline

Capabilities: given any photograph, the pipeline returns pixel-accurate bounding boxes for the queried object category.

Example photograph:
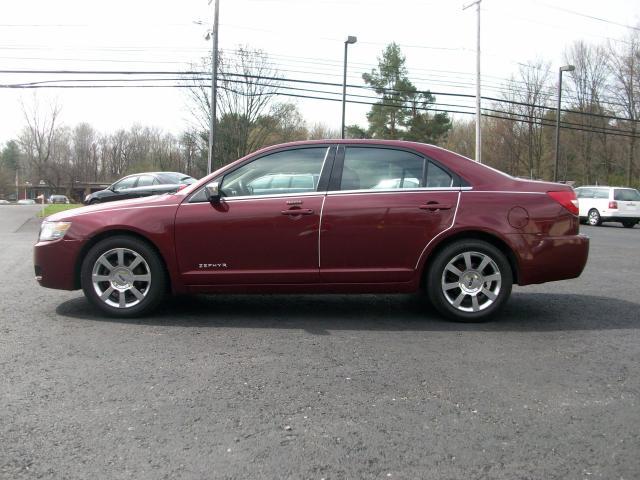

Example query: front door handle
[281,208,314,216]
[419,202,452,211]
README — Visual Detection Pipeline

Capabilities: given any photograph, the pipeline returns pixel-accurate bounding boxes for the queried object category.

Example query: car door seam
[414,190,461,270]
[318,195,327,269]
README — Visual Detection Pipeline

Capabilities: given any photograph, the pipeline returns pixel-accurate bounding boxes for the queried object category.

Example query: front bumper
[34,239,84,290]
[510,233,590,286]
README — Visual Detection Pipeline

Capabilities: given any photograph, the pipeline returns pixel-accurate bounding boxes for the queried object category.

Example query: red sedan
[34,140,589,322]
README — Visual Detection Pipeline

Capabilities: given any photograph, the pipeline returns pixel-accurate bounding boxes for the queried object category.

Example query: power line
[3,72,639,139]
[1,68,637,124]
[530,0,640,32]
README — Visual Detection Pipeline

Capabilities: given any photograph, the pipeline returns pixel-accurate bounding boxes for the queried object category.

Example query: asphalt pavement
[1,205,639,480]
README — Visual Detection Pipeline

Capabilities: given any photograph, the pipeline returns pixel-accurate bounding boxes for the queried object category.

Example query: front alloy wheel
[91,248,151,309]
[81,236,166,317]
[427,240,513,322]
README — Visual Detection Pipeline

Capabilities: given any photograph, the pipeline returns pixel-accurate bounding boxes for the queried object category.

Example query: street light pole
[463,0,482,163]
[341,35,357,139]
[554,64,575,182]
[207,0,220,175]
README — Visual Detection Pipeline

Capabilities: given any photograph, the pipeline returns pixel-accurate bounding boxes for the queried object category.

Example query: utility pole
[207,0,220,175]
[463,0,482,163]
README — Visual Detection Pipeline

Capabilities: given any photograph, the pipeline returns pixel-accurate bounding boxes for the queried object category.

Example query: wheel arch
[74,229,171,291]
[418,230,520,287]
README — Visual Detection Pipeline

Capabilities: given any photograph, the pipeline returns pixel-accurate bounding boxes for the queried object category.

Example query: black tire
[89,199,100,205]
[622,220,637,229]
[80,235,167,317]
[587,209,601,226]
[426,240,513,322]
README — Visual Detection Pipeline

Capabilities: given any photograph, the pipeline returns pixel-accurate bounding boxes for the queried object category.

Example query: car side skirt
[185,281,418,294]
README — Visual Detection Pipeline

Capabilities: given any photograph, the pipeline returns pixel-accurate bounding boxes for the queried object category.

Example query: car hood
[46,194,181,222]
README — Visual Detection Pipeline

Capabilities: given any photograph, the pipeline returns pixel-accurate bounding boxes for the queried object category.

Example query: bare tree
[608,31,640,185]
[185,46,282,168]
[307,122,340,140]
[18,96,62,186]
[72,123,98,183]
[564,41,610,184]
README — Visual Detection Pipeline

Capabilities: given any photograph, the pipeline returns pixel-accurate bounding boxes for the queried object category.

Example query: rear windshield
[614,189,640,201]
[158,173,195,185]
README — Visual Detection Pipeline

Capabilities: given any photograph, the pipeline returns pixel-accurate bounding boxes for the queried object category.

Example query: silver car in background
[575,186,640,228]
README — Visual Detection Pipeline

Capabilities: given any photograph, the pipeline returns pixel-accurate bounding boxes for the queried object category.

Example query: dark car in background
[84,172,196,205]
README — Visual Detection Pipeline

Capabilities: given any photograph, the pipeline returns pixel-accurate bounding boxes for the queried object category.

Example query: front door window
[221,148,328,197]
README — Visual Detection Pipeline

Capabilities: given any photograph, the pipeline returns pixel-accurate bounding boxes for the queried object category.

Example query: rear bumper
[510,233,589,286]
[581,212,639,221]
[34,239,83,290]
[600,215,639,222]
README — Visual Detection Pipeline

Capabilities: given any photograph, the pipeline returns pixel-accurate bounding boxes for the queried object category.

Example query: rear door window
[426,161,453,188]
[136,175,155,187]
[340,147,425,191]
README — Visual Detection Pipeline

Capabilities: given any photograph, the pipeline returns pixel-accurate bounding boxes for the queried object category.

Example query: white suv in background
[575,186,640,228]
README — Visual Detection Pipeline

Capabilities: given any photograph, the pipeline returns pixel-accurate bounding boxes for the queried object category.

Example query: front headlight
[39,221,72,242]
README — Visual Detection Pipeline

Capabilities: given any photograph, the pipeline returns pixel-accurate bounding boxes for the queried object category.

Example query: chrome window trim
[181,191,325,204]
[327,186,465,196]
[463,190,545,195]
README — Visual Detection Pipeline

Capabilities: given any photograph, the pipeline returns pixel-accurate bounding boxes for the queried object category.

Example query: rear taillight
[177,184,188,191]
[547,190,579,215]
[608,201,618,209]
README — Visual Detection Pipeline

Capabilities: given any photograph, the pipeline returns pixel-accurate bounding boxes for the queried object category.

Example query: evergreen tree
[362,43,450,143]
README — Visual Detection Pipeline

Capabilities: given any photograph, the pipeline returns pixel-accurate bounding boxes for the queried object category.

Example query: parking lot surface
[1,206,639,479]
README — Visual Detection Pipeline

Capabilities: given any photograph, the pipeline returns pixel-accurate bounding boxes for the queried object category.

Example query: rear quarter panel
[416,188,583,285]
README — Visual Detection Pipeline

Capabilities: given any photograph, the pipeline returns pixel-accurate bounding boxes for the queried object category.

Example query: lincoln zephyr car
[34,140,589,322]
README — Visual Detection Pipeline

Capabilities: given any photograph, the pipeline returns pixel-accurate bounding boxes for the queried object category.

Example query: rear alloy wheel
[588,209,601,226]
[81,236,166,317]
[622,220,637,229]
[427,240,513,322]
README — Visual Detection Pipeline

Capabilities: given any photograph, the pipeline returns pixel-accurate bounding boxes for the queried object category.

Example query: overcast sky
[1,0,639,145]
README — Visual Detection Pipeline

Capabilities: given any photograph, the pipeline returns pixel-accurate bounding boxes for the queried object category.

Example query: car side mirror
[204,181,221,203]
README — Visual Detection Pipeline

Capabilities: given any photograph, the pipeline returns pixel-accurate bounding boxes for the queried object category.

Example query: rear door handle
[419,203,452,211]
[281,208,314,215]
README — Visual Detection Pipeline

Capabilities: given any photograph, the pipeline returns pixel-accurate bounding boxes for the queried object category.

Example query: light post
[341,35,357,139]
[554,64,575,182]
[24,181,31,200]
